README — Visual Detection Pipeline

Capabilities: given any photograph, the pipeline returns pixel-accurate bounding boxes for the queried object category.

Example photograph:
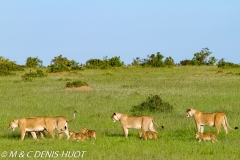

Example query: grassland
[0,66,240,160]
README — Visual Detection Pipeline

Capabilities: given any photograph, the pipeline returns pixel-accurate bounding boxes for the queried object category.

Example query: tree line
[0,48,239,74]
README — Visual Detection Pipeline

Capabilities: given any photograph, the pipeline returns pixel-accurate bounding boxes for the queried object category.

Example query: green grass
[0,66,240,160]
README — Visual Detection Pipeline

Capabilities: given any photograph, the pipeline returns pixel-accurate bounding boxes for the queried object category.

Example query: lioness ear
[113,113,116,115]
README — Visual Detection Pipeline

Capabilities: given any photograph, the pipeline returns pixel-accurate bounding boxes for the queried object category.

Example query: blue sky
[1,1,240,66]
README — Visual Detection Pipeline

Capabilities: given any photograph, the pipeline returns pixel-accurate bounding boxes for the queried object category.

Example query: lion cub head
[80,128,97,140]
[138,130,158,141]
[69,130,87,142]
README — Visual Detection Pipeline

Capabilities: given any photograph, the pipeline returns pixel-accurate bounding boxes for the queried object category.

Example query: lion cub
[138,130,158,141]
[69,130,87,142]
[80,128,97,140]
[195,132,218,143]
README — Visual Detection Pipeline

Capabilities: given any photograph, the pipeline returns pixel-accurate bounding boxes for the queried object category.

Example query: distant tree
[132,57,141,66]
[180,59,191,66]
[141,52,164,67]
[25,57,43,68]
[85,56,124,69]
[207,56,218,66]
[164,56,175,66]
[108,56,124,67]
[85,59,103,69]
[192,47,212,65]
[47,55,82,72]
[217,58,240,68]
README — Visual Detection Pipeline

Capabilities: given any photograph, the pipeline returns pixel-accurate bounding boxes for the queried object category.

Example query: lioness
[8,111,76,140]
[186,108,238,134]
[138,130,158,141]
[111,112,164,138]
[80,128,97,140]
[195,132,218,143]
[69,131,87,141]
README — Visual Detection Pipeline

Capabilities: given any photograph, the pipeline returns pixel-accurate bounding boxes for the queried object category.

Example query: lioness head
[8,120,19,131]
[111,113,121,122]
[186,108,195,117]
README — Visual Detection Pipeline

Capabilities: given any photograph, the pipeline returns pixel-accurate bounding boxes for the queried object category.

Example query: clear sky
[1,1,240,66]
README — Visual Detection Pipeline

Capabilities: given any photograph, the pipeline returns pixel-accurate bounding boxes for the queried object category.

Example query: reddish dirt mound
[193,74,205,77]
[65,86,93,90]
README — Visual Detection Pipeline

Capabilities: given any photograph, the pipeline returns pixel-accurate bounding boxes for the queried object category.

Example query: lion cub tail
[67,111,77,122]
[153,120,164,130]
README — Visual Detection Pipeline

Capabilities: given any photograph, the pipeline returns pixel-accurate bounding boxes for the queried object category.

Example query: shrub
[217,58,240,68]
[22,70,47,81]
[0,56,24,71]
[25,57,43,68]
[0,70,16,76]
[85,56,124,69]
[47,55,83,72]
[130,94,173,116]
[66,80,88,88]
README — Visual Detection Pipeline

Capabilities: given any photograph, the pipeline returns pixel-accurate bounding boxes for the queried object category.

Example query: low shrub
[130,94,173,115]
[66,80,88,88]
[22,70,47,81]
[0,70,16,76]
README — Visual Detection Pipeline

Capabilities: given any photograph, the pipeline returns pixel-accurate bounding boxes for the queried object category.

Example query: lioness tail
[67,111,77,122]
[153,120,164,130]
[224,116,238,130]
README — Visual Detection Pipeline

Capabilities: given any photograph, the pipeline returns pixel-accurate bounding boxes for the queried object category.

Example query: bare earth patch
[65,86,93,90]
[193,74,205,77]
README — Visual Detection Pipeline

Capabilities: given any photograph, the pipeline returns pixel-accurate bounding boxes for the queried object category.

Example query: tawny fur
[138,130,158,141]
[8,111,76,140]
[186,108,238,134]
[111,112,163,138]
[80,128,97,140]
[69,131,87,141]
[195,132,218,143]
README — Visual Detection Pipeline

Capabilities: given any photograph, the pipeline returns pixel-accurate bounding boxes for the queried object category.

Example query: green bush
[0,56,24,71]
[0,70,16,76]
[22,70,47,81]
[47,55,83,72]
[217,58,240,68]
[66,80,88,88]
[130,94,173,115]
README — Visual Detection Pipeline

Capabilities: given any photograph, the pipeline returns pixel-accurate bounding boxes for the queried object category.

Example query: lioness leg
[20,130,26,141]
[222,123,228,134]
[57,124,69,140]
[215,123,222,134]
[59,132,63,139]
[30,132,37,140]
[123,127,128,138]
[47,130,55,139]
[200,125,204,133]
[57,130,70,140]
[39,131,45,139]
[64,129,70,140]
[221,120,229,134]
